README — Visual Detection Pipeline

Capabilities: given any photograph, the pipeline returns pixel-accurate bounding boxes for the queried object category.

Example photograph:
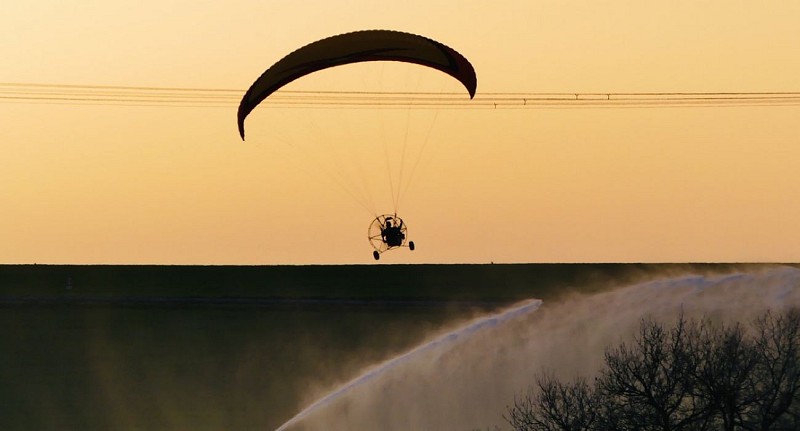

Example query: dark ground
[0,263,774,303]
[0,263,787,430]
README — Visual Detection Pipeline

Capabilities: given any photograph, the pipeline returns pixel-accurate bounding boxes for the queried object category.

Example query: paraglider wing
[237,30,477,139]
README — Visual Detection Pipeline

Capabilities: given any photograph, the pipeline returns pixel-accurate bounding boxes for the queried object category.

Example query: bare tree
[686,319,759,431]
[597,316,705,431]
[503,308,800,431]
[505,373,597,431]
[742,309,800,431]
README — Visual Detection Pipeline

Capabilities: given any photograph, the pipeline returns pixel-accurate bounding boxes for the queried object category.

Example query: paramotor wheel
[373,251,380,260]
[409,241,415,251]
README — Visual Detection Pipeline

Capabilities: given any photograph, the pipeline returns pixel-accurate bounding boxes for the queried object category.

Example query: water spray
[275,299,542,431]
[276,266,800,431]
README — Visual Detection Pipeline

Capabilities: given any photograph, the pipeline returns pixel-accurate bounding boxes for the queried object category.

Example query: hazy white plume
[282,266,800,431]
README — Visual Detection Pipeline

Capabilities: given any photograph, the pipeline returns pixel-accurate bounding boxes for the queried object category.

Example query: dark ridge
[0,263,783,305]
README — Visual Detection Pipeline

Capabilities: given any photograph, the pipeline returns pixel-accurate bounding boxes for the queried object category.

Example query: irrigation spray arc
[277,266,800,431]
[275,299,542,431]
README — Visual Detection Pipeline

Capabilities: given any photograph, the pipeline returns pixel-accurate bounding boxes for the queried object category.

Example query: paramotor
[237,30,475,259]
[368,214,415,260]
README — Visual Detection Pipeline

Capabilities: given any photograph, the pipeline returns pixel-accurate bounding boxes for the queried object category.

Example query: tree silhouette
[597,316,705,431]
[743,309,800,431]
[505,308,800,431]
[686,319,759,430]
[506,373,597,431]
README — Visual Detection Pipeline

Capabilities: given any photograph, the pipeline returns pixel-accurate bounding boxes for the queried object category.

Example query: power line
[2,82,800,108]
[0,82,241,92]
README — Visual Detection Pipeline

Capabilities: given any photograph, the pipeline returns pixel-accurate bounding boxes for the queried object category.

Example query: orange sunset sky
[2,1,799,264]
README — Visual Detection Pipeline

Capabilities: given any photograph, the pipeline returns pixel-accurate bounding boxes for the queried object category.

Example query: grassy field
[0,263,786,430]
[1,302,462,430]
[0,263,772,302]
